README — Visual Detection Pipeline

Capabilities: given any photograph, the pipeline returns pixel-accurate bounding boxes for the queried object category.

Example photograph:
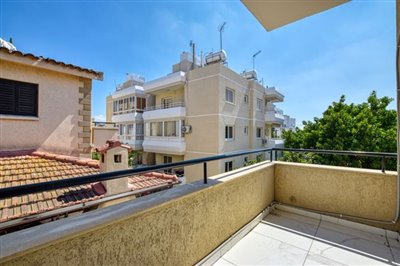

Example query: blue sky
[1,0,396,125]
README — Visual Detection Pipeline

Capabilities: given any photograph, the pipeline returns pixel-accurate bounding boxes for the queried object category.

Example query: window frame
[225,125,234,141]
[0,78,39,117]
[256,127,262,139]
[244,126,248,135]
[225,161,234,172]
[244,94,249,104]
[225,87,235,104]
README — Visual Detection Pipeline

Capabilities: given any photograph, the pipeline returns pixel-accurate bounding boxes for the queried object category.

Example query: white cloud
[93,114,106,122]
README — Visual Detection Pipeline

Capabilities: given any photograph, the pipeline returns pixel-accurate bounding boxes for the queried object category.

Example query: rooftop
[0,150,179,229]
[0,47,103,80]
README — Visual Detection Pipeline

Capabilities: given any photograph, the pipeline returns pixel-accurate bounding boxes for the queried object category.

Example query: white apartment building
[106,51,294,182]
[283,114,296,131]
[106,74,152,166]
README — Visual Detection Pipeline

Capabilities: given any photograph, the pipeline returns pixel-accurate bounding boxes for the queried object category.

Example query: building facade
[106,51,294,183]
[0,47,103,157]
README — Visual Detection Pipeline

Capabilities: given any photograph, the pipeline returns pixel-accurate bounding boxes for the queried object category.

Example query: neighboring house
[0,46,179,231]
[0,140,179,232]
[108,51,287,183]
[105,74,152,166]
[0,47,103,157]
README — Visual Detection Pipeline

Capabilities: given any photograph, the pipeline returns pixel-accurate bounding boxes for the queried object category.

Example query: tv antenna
[252,50,261,70]
[218,22,227,51]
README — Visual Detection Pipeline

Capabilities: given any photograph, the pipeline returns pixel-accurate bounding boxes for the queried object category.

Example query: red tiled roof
[0,151,179,223]
[95,140,132,153]
[129,172,179,191]
[0,152,103,223]
[0,47,103,80]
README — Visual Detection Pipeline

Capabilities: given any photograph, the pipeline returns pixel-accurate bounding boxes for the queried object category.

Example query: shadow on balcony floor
[212,206,400,265]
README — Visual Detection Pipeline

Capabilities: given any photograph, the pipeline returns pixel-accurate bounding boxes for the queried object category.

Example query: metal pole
[381,156,386,173]
[270,150,273,161]
[203,162,208,184]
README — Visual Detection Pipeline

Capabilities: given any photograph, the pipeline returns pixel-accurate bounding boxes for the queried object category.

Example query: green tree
[281,91,397,170]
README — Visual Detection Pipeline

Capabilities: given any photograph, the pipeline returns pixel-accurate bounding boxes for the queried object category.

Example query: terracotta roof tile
[0,152,180,224]
[0,47,103,80]
[95,140,132,153]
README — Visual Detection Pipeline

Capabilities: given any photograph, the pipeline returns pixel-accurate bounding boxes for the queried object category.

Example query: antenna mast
[252,50,261,70]
[218,22,226,51]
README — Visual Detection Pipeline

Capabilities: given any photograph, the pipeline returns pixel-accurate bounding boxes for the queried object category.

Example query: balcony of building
[143,102,186,121]
[263,138,284,149]
[143,120,186,155]
[143,71,186,94]
[0,148,398,265]
[265,86,284,102]
[265,103,285,125]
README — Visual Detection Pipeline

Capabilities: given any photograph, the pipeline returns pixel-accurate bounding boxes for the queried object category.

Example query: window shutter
[17,83,37,116]
[0,78,38,116]
[0,79,16,115]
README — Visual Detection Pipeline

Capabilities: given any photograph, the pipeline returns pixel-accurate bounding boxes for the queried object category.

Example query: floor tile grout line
[302,214,322,266]
[251,230,312,253]
[385,230,397,264]
[221,257,237,266]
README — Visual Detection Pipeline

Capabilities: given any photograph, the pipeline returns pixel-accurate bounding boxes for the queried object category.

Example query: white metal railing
[144,102,185,112]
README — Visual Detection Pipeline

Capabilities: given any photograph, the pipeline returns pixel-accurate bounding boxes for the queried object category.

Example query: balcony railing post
[203,162,208,184]
[270,150,273,161]
[381,156,386,173]
[275,150,278,161]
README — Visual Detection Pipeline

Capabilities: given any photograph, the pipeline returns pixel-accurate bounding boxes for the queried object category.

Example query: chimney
[95,140,131,196]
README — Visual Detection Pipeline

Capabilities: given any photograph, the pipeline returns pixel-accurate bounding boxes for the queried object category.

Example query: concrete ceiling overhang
[241,0,350,31]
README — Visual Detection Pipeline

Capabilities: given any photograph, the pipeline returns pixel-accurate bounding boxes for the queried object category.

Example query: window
[113,101,118,114]
[150,122,163,136]
[225,126,234,140]
[0,78,38,117]
[244,126,248,135]
[118,99,123,111]
[162,97,173,108]
[119,124,125,135]
[123,98,128,110]
[256,127,262,139]
[114,154,122,163]
[127,124,133,136]
[164,121,177,137]
[137,97,146,110]
[101,154,104,163]
[244,94,248,104]
[225,161,233,172]
[225,88,235,104]
[164,156,172,164]
[128,97,135,110]
[257,98,263,111]
[136,123,144,135]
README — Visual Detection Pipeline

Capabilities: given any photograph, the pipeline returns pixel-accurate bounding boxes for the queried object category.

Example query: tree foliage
[281,91,397,170]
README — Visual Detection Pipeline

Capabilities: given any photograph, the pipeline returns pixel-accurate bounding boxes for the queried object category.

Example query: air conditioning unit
[181,125,192,134]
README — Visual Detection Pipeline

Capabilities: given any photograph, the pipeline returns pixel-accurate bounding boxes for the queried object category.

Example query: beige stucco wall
[154,87,184,106]
[274,162,397,222]
[0,162,275,266]
[106,95,113,122]
[0,60,91,156]
[91,127,118,147]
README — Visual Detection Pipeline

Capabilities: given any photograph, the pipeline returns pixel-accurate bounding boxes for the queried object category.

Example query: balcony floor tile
[209,207,397,266]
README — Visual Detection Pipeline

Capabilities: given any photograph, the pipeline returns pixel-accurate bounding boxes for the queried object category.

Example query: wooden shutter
[0,78,38,116]
[0,79,16,115]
